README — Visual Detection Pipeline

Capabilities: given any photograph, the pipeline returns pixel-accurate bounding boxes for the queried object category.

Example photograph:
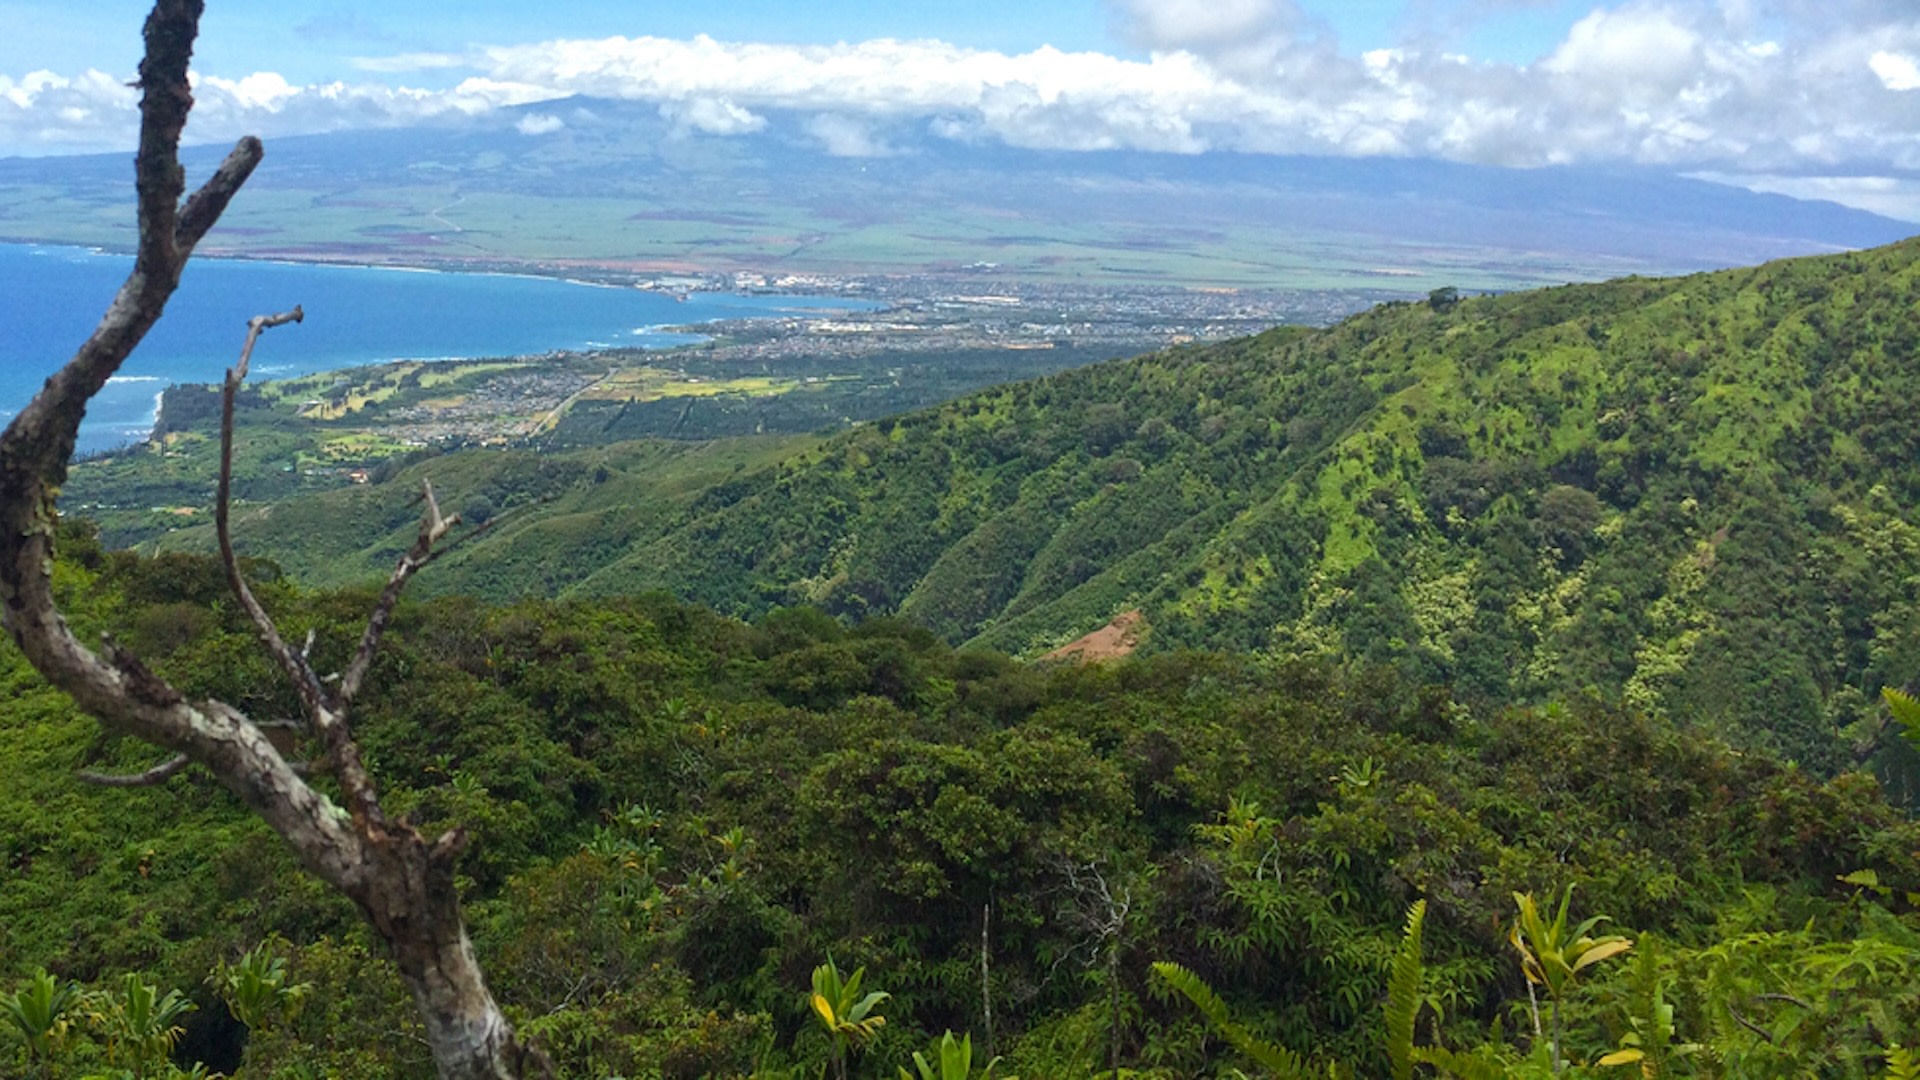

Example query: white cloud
[199,72,301,112]
[351,52,471,74]
[1111,0,1305,51]
[805,113,893,157]
[1693,171,1920,221]
[515,113,564,135]
[1869,50,1920,90]
[660,96,765,135]
[1543,6,1701,101]
[3,1,1920,182]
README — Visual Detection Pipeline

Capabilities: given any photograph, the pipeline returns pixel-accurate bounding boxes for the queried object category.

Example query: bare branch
[215,307,327,718]
[80,753,192,787]
[176,136,263,251]
[337,480,462,706]
[0,4,545,1073]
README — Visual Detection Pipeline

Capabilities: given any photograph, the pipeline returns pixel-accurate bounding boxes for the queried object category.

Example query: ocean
[0,243,871,455]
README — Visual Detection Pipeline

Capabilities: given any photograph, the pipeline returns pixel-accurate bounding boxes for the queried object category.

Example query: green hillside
[572,238,1920,766]
[7,536,1920,1077]
[146,238,1920,769]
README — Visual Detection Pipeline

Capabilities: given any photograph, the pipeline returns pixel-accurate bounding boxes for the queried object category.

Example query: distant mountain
[1,100,1910,289]
[146,237,1920,773]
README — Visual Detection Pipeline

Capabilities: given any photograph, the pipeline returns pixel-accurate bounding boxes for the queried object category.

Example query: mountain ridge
[2,100,1911,289]
[135,235,1920,771]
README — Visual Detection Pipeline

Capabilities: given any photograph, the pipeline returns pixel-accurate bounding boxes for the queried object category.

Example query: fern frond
[1411,1045,1511,1080]
[1152,961,1316,1080]
[1386,900,1427,1080]
[1885,1045,1920,1080]
[1886,687,1920,747]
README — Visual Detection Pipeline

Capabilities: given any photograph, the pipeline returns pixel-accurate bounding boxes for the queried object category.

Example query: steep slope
[156,435,817,595]
[570,237,1920,766]
[143,237,1920,766]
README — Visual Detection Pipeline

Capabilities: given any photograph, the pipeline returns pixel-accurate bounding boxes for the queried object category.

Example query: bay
[0,243,872,455]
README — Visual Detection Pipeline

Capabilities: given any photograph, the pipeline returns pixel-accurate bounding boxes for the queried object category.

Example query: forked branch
[216,307,322,714]
[0,2,543,1074]
[337,480,462,706]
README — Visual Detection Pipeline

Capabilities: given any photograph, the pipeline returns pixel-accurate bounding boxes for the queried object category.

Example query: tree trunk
[0,3,546,1077]
[361,834,526,1080]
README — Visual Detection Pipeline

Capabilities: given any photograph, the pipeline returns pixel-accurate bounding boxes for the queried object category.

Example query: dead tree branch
[338,479,460,707]
[79,753,192,788]
[0,3,543,1077]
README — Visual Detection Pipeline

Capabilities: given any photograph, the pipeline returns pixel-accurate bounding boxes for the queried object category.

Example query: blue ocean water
[0,243,871,455]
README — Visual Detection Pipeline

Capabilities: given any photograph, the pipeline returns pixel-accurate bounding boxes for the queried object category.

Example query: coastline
[2,242,881,455]
[1,235,871,301]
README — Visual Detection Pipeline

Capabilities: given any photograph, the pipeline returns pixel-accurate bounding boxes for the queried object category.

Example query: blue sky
[4,1,1919,218]
[0,0,1606,84]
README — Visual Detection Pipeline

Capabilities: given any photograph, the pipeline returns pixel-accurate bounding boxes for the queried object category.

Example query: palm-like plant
[811,957,889,1080]
[1152,899,1431,1080]
[214,940,312,1031]
[898,1031,1014,1080]
[1509,887,1633,1072]
[90,973,195,1079]
[2,969,81,1078]
[1884,687,1920,747]
[1151,960,1317,1080]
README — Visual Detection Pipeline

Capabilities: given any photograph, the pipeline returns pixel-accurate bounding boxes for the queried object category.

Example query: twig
[1728,1002,1775,1044]
[79,753,191,787]
[337,480,461,706]
[981,901,996,1060]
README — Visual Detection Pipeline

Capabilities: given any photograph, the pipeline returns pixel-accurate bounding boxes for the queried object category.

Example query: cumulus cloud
[1870,50,1920,90]
[1542,6,1702,101]
[515,113,564,135]
[660,96,765,135]
[805,113,896,157]
[0,66,565,154]
[3,0,1920,201]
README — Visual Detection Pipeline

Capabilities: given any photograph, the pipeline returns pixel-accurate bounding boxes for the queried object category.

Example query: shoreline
[0,238,880,302]
[4,242,883,455]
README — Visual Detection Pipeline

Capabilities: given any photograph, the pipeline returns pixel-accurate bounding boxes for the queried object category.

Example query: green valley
[6,530,1920,1077]
[16,3,1920,1079]
[118,237,1920,776]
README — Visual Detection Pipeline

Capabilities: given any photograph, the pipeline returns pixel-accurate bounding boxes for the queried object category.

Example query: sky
[3,0,1919,219]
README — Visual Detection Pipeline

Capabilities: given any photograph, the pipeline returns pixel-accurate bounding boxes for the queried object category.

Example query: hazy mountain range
[2,99,1912,290]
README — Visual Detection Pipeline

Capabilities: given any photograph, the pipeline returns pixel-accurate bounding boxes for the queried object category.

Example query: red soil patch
[1040,610,1146,664]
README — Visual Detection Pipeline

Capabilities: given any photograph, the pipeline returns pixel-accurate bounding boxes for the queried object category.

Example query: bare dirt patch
[1041,610,1146,664]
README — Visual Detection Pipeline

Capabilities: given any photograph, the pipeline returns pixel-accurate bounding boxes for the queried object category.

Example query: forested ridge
[19,188,1920,1078]
[148,236,1920,773]
[14,3,1920,1076]
[6,529,1920,1077]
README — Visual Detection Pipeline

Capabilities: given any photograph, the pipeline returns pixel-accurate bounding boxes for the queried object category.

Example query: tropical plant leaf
[1385,899,1427,1080]
[1151,961,1317,1080]
[1410,1045,1510,1080]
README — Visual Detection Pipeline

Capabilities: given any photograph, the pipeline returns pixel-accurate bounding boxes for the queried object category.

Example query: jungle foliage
[108,237,1920,773]
[5,535,1920,1077]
